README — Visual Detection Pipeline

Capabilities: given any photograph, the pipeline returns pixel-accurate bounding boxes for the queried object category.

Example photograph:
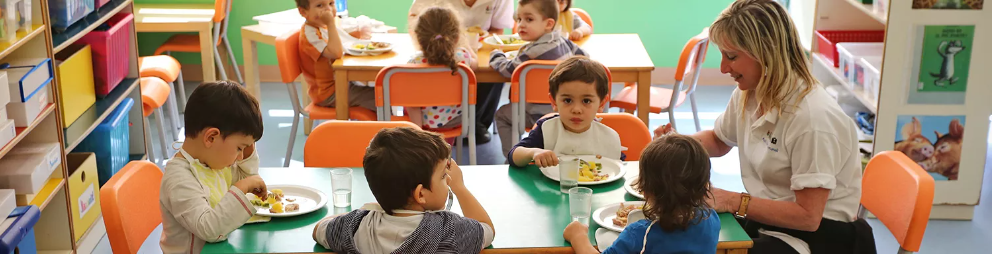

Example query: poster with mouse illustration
[908,25,973,104]
[894,115,966,181]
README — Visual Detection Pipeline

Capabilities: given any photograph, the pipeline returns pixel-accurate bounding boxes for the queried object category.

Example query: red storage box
[814,30,885,68]
[96,0,110,8]
[76,13,133,97]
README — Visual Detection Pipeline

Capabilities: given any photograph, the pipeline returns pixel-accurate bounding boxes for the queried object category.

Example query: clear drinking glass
[330,168,353,207]
[559,158,579,193]
[569,187,593,225]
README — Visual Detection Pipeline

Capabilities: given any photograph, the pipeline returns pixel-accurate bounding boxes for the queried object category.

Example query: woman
[409,0,515,143]
[655,0,876,253]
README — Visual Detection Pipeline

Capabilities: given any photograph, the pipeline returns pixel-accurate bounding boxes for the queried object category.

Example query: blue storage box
[0,206,40,254]
[48,0,95,31]
[73,97,132,186]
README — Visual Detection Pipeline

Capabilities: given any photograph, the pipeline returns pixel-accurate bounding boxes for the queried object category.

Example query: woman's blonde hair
[710,0,816,116]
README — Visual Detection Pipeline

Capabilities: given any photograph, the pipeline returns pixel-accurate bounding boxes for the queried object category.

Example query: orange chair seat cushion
[140,77,171,117]
[154,34,213,55]
[305,103,377,121]
[139,56,182,82]
[611,86,687,113]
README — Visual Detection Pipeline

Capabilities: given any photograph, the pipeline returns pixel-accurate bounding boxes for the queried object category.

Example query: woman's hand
[707,187,741,213]
[653,123,674,138]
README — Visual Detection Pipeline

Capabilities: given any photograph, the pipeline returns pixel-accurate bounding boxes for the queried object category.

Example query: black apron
[737,217,877,254]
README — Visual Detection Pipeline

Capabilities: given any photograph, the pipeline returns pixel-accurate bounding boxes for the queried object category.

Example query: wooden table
[202,164,752,253]
[133,4,218,82]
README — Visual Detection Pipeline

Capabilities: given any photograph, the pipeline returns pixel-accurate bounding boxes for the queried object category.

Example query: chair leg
[212,38,229,81]
[469,107,477,165]
[668,110,677,133]
[222,37,244,84]
[285,111,300,167]
[155,110,171,162]
[166,83,182,137]
[144,117,158,164]
[689,93,701,132]
[176,71,187,113]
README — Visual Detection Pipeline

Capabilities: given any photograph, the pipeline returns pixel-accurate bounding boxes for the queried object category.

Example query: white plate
[539,155,625,185]
[592,201,645,232]
[249,185,327,217]
[483,34,528,50]
[623,176,644,199]
[345,40,393,56]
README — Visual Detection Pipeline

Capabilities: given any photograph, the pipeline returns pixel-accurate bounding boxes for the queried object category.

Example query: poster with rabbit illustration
[894,115,966,181]
[916,25,973,92]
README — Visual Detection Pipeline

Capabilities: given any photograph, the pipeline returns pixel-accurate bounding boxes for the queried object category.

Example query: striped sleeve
[452,215,488,253]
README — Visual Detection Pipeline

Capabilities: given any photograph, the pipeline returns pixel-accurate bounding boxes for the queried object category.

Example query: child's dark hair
[183,80,263,141]
[635,134,712,231]
[294,0,310,8]
[363,127,451,215]
[519,0,559,22]
[549,56,610,99]
[414,7,462,74]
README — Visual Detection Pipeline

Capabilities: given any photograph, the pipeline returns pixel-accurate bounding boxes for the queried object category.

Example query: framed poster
[894,115,966,181]
[913,0,984,9]
[908,25,974,104]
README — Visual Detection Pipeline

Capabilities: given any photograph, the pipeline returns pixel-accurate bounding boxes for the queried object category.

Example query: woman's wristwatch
[735,193,751,219]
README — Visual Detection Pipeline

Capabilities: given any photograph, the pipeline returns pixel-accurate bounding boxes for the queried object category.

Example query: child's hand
[653,123,675,138]
[446,159,466,190]
[533,149,559,167]
[563,221,589,242]
[491,48,504,55]
[234,175,267,197]
[318,8,336,27]
[570,30,584,41]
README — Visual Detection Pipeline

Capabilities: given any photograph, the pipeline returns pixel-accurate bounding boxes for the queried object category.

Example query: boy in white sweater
[159,81,269,254]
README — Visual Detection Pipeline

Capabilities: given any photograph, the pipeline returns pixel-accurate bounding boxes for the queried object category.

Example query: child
[555,0,593,41]
[406,7,479,129]
[159,81,268,254]
[312,127,495,253]
[563,134,721,254]
[508,56,623,168]
[296,0,375,110]
[492,0,588,157]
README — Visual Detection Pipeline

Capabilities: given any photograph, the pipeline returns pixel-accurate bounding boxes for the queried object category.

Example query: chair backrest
[861,151,935,252]
[275,29,304,84]
[510,60,613,104]
[213,0,229,23]
[674,28,710,95]
[374,63,478,114]
[597,113,650,160]
[101,161,164,254]
[304,121,421,167]
[572,8,593,30]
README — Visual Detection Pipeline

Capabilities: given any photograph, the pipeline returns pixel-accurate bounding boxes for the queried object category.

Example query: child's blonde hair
[710,0,816,117]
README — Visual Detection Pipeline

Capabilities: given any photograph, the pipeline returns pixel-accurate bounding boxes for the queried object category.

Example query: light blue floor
[109,82,991,253]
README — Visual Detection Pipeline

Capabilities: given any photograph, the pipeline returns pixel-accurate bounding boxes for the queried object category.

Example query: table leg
[302,79,314,135]
[199,29,217,82]
[636,71,651,125]
[241,37,261,98]
[334,70,349,120]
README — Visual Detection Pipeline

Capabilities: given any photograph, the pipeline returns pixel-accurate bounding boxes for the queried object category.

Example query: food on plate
[596,154,603,159]
[269,202,284,213]
[499,37,525,45]
[352,41,391,50]
[286,197,296,202]
[286,203,300,212]
[578,159,608,182]
[612,202,644,227]
[467,26,486,36]
[248,194,270,208]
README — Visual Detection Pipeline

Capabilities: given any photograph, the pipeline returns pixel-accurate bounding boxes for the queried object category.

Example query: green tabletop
[203,164,752,253]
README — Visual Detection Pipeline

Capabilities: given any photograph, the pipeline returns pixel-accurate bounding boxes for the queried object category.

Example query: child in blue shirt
[564,134,721,254]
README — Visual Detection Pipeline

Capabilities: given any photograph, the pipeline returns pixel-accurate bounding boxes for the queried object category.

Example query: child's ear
[413,184,428,205]
[298,7,308,18]
[545,18,556,31]
[202,128,221,148]
[548,93,558,112]
[598,95,609,113]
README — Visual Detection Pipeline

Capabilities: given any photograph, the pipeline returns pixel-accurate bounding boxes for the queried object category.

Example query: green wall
[134,0,732,68]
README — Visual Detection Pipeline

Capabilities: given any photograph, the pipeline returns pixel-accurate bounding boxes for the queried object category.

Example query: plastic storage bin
[836,42,883,85]
[0,142,60,194]
[76,12,131,97]
[858,57,882,102]
[0,206,41,254]
[48,0,94,31]
[73,98,132,187]
[66,153,101,242]
[54,44,96,127]
[814,30,885,67]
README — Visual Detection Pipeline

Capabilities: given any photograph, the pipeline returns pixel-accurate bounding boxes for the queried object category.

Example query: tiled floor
[103,81,992,253]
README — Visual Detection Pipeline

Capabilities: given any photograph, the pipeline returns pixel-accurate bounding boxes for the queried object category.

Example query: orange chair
[101,160,163,254]
[140,55,184,135]
[152,0,242,83]
[304,121,421,167]
[141,77,173,164]
[509,60,611,140]
[375,63,478,165]
[514,8,594,36]
[860,151,935,253]
[597,113,650,160]
[611,28,709,133]
[275,29,378,167]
